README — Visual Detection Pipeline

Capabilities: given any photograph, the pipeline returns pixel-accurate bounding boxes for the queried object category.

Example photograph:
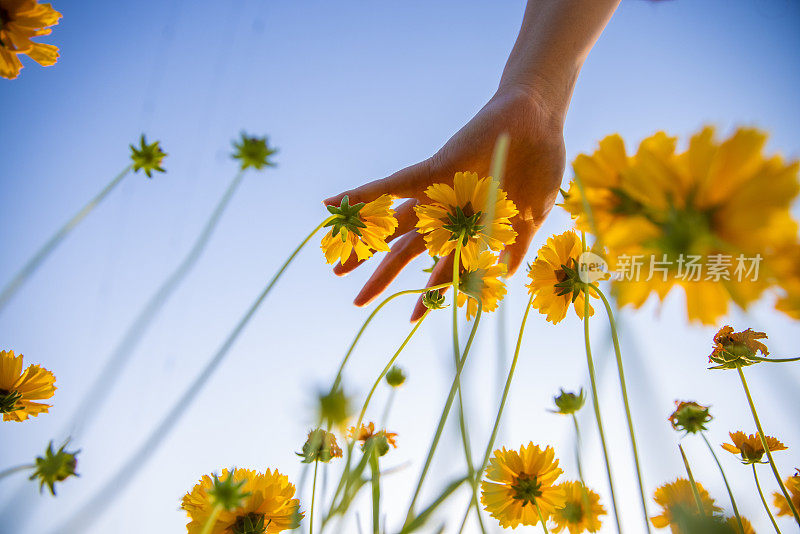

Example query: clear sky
[1,1,799,533]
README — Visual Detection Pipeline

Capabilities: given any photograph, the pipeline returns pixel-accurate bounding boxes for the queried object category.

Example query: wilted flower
[421,289,447,310]
[480,442,566,529]
[773,469,800,518]
[0,0,61,79]
[129,135,167,178]
[651,478,721,533]
[551,481,605,534]
[721,431,787,464]
[708,326,769,369]
[182,468,302,534]
[385,365,406,387]
[320,195,397,264]
[0,349,56,422]
[415,171,518,270]
[457,252,507,320]
[551,389,586,415]
[527,231,596,324]
[231,133,277,170]
[348,422,397,457]
[297,428,342,463]
[317,386,351,430]
[668,400,712,434]
[29,440,79,495]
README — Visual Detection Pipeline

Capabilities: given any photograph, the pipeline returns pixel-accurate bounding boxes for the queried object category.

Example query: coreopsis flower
[480,442,566,529]
[207,471,251,511]
[527,230,596,324]
[721,431,787,464]
[182,468,302,534]
[317,386,351,430]
[0,0,61,79]
[729,516,756,534]
[348,422,397,456]
[551,388,585,415]
[773,469,800,518]
[231,133,277,170]
[421,289,447,310]
[129,135,167,178]
[457,251,507,320]
[415,171,518,270]
[551,481,605,533]
[708,325,768,370]
[650,478,721,533]
[668,400,712,434]
[321,195,398,264]
[297,428,342,463]
[562,127,800,325]
[0,349,56,422]
[30,440,79,495]
[385,365,406,387]
[772,241,800,319]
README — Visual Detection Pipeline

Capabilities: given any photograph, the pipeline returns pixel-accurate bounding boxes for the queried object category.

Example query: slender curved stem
[678,444,705,517]
[200,503,223,534]
[593,285,651,533]
[310,460,319,534]
[748,355,800,363]
[403,303,483,528]
[534,501,550,534]
[369,452,380,534]
[737,367,800,525]
[53,216,333,534]
[701,432,744,534]
[571,414,586,485]
[0,464,35,481]
[583,290,622,533]
[753,464,782,534]
[0,165,132,314]
[458,294,535,532]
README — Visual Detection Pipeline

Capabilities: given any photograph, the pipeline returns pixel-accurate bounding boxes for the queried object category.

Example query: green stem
[450,238,486,534]
[369,452,380,534]
[458,293,535,533]
[753,464,782,534]
[380,389,396,429]
[571,414,586,485]
[534,501,550,534]
[403,303,483,528]
[701,432,744,534]
[200,503,223,534]
[737,367,800,525]
[0,165,132,314]
[593,285,651,533]
[678,444,705,517]
[748,355,800,363]
[310,459,319,534]
[583,288,622,533]
[0,464,35,481]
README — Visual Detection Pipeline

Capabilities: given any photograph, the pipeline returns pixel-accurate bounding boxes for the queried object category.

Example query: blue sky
[1,1,799,532]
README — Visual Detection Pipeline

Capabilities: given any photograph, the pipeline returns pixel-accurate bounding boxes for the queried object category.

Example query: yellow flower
[527,230,596,324]
[348,422,397,456]
[772,241,800,319]
[182,468,302,534]
[480,442,566,529]
[721,430,787,464]
[773,469,800,518]
[562,127,800,325]
[457,251,507,321]
[0,0,61,79]
[0,349,55,422]
[729,516,756,534]
[708,325,768,370]
[667,400,712,434]
[551,481,605,534]
[321,194,398,264]
[650,478,721,533]
[415,171,518,270]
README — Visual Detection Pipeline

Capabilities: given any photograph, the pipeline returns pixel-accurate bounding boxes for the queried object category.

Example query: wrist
[496,66,577,126]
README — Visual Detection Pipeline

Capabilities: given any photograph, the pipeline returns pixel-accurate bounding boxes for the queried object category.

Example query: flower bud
[298,428,342,463]
[29,441,79,495]
[551,388,585,415]
[385,365,407,388]
[422,290,447,310]
[668,401,712,434]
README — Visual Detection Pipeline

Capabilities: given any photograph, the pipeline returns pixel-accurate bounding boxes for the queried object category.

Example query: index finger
[323,158,435,206]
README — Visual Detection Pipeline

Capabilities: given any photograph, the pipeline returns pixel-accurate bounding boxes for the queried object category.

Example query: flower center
[232,513,269,534]
[649,205,713,263]
[610,187,644,216]
[443,203,484,246]
[511,473,542,507]
[0,388,22,414]
[554,258,585,302]
[324,195,367,240]
[561,500,585,523]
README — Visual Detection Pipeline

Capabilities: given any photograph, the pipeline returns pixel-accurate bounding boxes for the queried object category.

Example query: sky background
[1,0,799,532]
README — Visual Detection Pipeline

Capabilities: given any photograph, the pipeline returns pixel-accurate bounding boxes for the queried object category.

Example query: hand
[324,85,566,320]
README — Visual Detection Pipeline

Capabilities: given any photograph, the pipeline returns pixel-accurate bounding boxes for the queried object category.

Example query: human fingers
[353,232,428,307]
[500,219,536,277]
[323,158,435,207]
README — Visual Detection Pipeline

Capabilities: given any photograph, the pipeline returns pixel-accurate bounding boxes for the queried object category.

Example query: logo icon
[578,251,609,283]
